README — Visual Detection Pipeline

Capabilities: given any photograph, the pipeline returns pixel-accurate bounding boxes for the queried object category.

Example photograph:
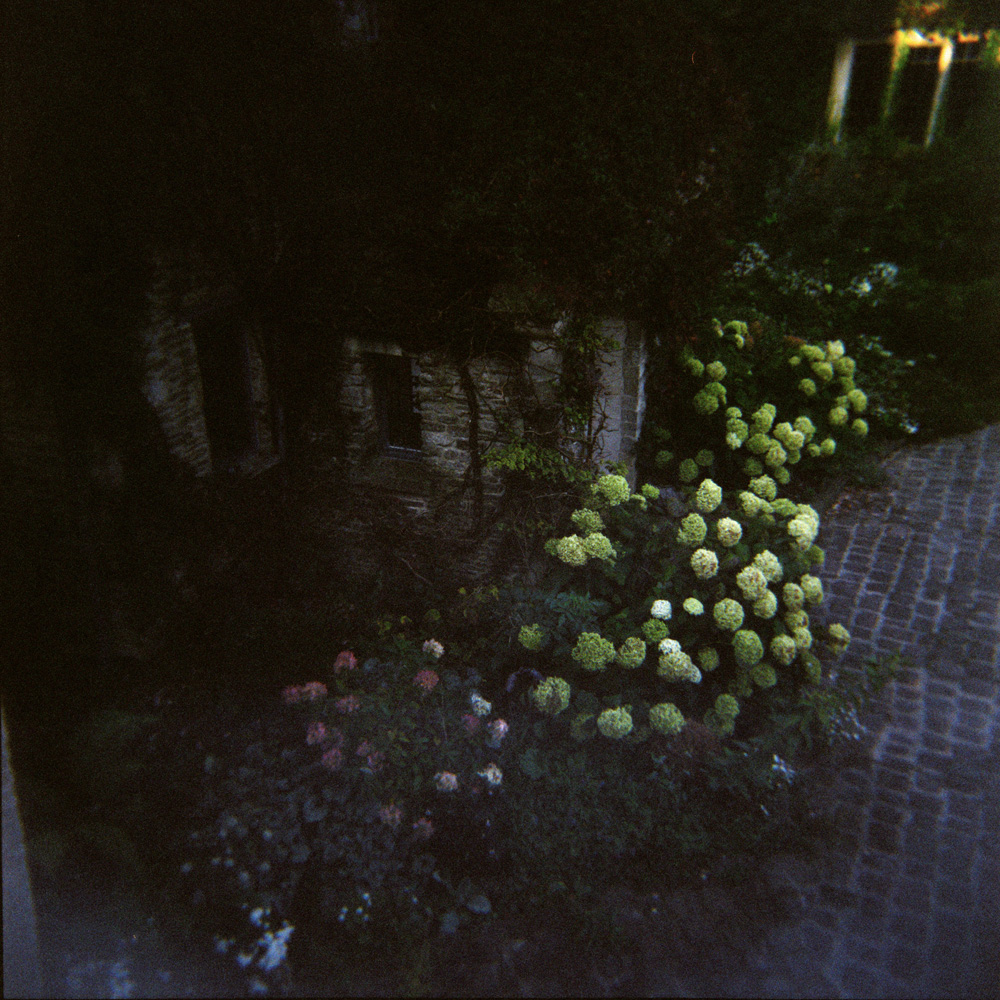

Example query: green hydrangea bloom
[807,443,821,458]
[733,629,765,668]
[691,548,719,580]
[597,707,634,739]
[807,544,825,566]
[698,648,720,672]
[739,490,769,518]
[847,389,868,413]
[695,478,723,513]
[773,421,793,445]
[770,634,798,666]
[677,512,708,546]
[713,598,745,631]
[655,449,674,468]
[693,390,720,416]
[727,417,749,444]
[726,406,743,419]
[750,662,778,688]
[642,618,670,643]
[695,449,715,467]
[753,550,783,582]
[819,437,836,457]
[800,344,825,363]
[744,457,764,477]
[554,535,588,566]
[749,475,778,501]
[683,597,704,615]
[746,432,773,455]
[649,703,685,737]
[751,404,776,434]
[581,532,616,561]
[765,442,788,468]
[825,340,846,361]
[630,493,648,509]
[616,637,647,670]
[705,361,727,381]
[518,623,545,650]
[828,623,851,653]
[571,508,604,535]
[800,574,824,605]
[752,590,778,619]
[794,416,816,442]
[799,378,818,397]
[811,361,834,382]
[684,356,705,377]
[833,356,856,377]
[704,381,727,400]
[852,419,869,437]
[792,626,813,650]
[715,694,740,720]
[641,483,661,500]
[784,448,802,466]
[772,498,797,517]
[678,458,700,482]
[571,632,616,672]
[716,517,743,547]
[774,466,791,485]
[783,582,805,610]
[593,474,631,506]
[531,676,571,714]
[784,609,810,631]
[658,647,701,683]
[829,406,849,427]
[736,565,769,601]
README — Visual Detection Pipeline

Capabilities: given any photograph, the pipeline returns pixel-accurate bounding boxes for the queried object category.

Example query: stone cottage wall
[141,312,213,477]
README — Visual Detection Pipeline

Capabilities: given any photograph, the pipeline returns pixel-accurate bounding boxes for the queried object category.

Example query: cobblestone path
[654,424,1000,999]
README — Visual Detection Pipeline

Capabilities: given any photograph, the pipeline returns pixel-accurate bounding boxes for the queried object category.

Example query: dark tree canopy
[5,0,946,457]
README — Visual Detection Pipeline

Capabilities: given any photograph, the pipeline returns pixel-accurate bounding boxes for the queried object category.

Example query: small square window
[368,354,422,456]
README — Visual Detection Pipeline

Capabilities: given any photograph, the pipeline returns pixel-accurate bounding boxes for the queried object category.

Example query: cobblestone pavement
[653,424,1000,999]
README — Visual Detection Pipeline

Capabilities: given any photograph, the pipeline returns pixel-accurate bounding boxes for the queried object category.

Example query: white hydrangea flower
[650,599,673,620]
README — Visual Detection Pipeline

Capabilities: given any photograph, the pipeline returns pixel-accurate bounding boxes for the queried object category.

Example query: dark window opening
[368,354,422,456]
[946,46,988,134]
[844,43,893,136]
[894,47,942,143]
[191,306,257,472]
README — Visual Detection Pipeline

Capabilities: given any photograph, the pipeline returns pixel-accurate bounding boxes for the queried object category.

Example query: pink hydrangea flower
[301,681,327,701]
[413,669,439,693]
[461,713,481,735]
[335,695,361,714]
[486,718,509,749]
[320,747,343,772]
[378,803,403,828]
[412,817,434,840]
[334,651,358,673]
[281,685,302,705]
[306,721,328,745]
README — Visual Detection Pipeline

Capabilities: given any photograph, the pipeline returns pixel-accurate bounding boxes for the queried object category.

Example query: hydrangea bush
[514,446,853,748]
